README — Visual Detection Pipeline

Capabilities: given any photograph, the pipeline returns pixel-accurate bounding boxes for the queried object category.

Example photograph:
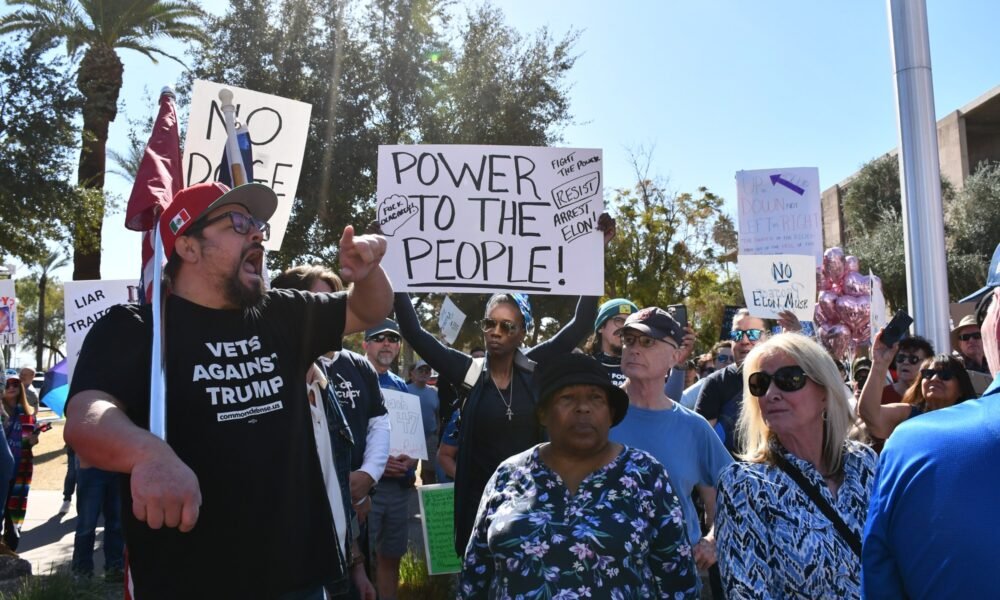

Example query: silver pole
[150,227,167,440]
[887,0,952,352]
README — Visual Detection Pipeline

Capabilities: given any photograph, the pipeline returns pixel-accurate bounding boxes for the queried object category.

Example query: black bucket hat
[534,353,629,426]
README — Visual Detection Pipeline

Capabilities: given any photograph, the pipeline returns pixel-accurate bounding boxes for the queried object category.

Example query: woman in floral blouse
[459,353,698,599]
[715,333,877,599]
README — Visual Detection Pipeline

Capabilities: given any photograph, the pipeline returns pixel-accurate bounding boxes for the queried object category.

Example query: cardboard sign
[417,483,462,575]
[870,270,887,343]
[64,280,141,381]
[376,145,605,295]
[183,80,313,250]
[737,167,823,265]
[737,254,816,321]
[0,280,17,346]
[438,296,465,345]
[382,388,429,460]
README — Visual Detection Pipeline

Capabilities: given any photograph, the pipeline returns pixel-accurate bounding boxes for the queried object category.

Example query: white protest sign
[737,254,816,321]
[65,280,140,381]
[870,270,887,341]
[381,388,429,460]
[183,80,313,250]
[438,296,465,345]
[737,167,823,265]
[376,145,605,295]
[0,280,17,346]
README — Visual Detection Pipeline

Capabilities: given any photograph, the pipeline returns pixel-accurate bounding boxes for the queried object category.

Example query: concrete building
[822,84,1000,248]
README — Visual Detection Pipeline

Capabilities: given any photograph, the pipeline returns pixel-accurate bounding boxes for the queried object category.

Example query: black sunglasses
[730,329,763,342]
[481,318,520,335]
[716,354,733,364]
[957,332,982,342]
[920,368,955,381]
[747,365,811,397]
[853,370,870,385]
[189,211,270,241]
[367,333,400,344]
[5,381,19,389]
[895,353,922,365]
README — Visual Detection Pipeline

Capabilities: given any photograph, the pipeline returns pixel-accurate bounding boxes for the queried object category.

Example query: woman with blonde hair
[715,333,876,599]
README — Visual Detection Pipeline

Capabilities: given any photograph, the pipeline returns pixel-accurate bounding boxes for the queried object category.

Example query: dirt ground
[30,418,69,491]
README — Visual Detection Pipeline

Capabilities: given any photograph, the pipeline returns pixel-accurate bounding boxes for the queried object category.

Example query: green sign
[417,483,462,575]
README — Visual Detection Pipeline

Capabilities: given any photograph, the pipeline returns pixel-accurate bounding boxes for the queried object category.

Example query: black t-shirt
[318,350,387,472]
[694,363,744,454]
[593,350,626,387]
[69,290,348,599]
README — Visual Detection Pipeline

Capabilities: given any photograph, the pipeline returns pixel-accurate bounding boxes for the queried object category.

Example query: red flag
[124,89,183,302]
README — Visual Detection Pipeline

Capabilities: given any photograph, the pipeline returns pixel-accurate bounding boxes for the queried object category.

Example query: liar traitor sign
[376,145,605,295]
[65,279,140,381]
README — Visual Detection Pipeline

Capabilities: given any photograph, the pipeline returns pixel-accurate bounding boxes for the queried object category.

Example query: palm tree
[0,1,206,281]
[34,251,69,370]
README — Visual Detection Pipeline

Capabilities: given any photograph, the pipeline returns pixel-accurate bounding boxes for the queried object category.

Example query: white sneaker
[59,500,71,515]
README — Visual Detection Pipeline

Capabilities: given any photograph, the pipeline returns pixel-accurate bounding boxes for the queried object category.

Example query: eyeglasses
[853,371,870,386]
[481,318,520,335]
[895,353,922,365]
[367,333,400,344]
[730,329,763,343]
[958,332,982,342]
[190,211,270,241]
[920,368,955,381]
[747,365,811,397]
[716,354,733,364]
[620,333,677,349]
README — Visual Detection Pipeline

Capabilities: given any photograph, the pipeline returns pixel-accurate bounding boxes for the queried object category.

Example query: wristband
[354,495,368,506]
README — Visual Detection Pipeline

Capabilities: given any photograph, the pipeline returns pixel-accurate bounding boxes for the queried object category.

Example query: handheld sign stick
[218,88,247,186]
[150,226,167,440]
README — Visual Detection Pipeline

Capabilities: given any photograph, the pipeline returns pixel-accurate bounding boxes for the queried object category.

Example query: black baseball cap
[614,306,685,347]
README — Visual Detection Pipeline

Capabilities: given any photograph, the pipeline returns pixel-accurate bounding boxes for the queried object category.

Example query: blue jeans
[71,465,124,576]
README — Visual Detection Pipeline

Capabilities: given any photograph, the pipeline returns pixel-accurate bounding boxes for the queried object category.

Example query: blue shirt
[862,372,1000,599]
[406,383,439,437]
[377,370,408,394]
[610,402,733,545]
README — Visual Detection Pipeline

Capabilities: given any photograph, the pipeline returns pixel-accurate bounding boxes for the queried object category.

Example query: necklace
[491,364,514,421]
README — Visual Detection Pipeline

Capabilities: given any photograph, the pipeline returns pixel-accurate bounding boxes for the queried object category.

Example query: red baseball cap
[159,182,278,258]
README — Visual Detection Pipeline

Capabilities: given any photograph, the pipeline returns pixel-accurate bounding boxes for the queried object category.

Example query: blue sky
[24,0,1000,284]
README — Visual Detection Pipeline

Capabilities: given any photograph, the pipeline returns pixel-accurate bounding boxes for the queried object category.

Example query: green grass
[398,550,456,600]
[0,570,113,600]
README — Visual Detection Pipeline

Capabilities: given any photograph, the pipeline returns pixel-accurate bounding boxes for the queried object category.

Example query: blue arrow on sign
[769,174,805,195]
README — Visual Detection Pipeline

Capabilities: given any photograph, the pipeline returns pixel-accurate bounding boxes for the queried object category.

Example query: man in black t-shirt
[64,182,393,600]
[586,298,638,386]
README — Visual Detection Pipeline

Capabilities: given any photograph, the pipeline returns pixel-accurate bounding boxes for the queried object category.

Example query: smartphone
[879,310,914,347]
[667,304,688,330]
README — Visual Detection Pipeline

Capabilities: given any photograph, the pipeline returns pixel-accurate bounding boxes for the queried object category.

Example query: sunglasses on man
[747,365,812,397]
[920,368,955,381]
[957,332,982,342]
[895,353,922,365]
[730,329,763,343]
[716,354,733,364]
[480,318,520,335]
[367,333,400,344]
[189,211,270,241]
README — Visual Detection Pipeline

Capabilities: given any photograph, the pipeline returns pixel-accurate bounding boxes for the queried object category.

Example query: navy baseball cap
[364,319,399,340]
[960,242,1000,304]
[614,306,685,347]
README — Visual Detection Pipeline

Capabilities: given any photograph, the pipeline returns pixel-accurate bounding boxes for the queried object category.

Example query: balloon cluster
[814,247,879,359]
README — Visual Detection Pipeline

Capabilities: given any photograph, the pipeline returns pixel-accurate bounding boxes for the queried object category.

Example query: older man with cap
[610,307,733,598]
[863,242,1000,599]
[64,182,392,600]
[951,314,992,394]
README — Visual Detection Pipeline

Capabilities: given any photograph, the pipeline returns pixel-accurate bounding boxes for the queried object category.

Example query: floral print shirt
[715,440,877,599]
[458,444,698,599]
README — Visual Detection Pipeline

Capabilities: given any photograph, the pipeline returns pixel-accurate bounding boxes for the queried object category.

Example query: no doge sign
[376,145,605,295]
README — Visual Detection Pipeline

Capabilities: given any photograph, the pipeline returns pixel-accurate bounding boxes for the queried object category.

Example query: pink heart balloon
[842,272,871,297]
[852,321,872,346]
[815,290,841,327]
[820,324,851,359]
[836,294,870,330]
[823,247,847,285]
[846,255,860,272]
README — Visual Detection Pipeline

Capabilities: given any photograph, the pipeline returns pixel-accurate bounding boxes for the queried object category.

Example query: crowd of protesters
[55,178,1000,599]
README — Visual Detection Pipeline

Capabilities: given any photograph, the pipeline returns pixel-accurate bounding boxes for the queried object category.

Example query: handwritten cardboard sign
[417,483,462,575]
[64,280,140,381]
[183,80,313,251]
[0,280,17,347]
[737,167,823,265]
[438,296,465,345]
[381,388,429,460]
[376,145,605,295]
[737,254,816,321]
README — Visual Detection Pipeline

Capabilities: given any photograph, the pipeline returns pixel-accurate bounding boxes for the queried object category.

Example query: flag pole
[150,226,167,440]
[219,89,247,186]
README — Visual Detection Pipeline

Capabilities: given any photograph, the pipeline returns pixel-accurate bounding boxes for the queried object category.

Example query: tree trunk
[35,274,46,371]
[73,44,124,281]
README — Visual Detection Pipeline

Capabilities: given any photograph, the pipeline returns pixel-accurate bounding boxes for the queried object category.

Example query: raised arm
[340,226,393,335]
[64,391,201,532]
[525,296,599,362]
[393,293,472,383]
[857,330,912,439]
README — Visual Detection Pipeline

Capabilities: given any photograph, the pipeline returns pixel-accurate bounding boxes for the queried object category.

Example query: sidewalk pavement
[17,489,110,576]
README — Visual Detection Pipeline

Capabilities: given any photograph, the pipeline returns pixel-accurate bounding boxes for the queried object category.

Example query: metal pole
[887,0,952,352]
[150,227,167,440]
